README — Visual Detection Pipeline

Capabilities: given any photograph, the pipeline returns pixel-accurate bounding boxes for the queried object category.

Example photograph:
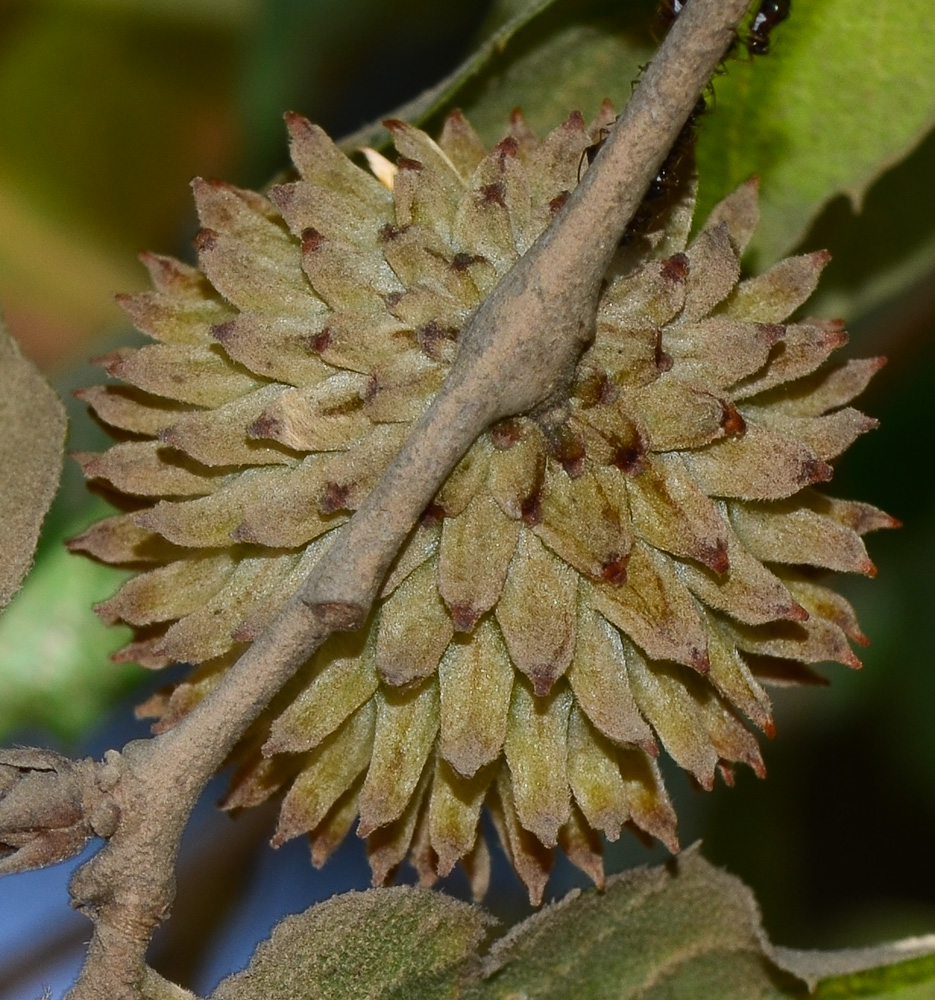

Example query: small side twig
[18,3,753,997]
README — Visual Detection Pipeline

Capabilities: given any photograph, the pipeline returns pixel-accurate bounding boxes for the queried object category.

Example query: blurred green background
[1,0,934,993]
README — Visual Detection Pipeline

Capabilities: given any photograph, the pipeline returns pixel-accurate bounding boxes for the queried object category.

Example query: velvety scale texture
[71,106,895,904]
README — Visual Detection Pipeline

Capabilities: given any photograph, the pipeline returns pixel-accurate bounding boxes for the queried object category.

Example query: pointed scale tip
[690,648,711,674]
[842,648,863,670]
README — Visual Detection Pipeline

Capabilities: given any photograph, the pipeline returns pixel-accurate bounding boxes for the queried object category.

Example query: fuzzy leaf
[210,851,935,1000]
[210,886,492,1000]
[771,938,935,997]
[0,320,66,610]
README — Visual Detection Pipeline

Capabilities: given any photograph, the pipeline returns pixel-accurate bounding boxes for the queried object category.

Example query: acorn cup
[70,106,895,904]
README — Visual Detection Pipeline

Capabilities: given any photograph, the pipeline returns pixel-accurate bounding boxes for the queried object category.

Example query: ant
[656,0,790,57]
[656,0,685,26]
[747,0,790,55]
[578,123,612,181]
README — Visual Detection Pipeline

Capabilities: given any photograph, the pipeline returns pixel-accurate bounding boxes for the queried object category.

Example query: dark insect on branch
[747,0,791,55]
[657,0,790,58]
[656,0,687,26]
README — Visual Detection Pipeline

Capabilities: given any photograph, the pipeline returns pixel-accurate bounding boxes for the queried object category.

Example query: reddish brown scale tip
[851,626,871,648]
[613,447,646,476]
[530,668,557,697]
[763,718,777,740]
[301,227,326,252]
[230,522,259,544]
[786,602,810,623]
[841,648,863,670]
[718,763,735,787]
[509,107,526,127]
[71,452,101,478]
[700,539,730,575]
[91,349,131,376]
[520,492,543,526]
[319,481,352,514]
[819,318,849,349]
[749,755,767,780]
[549,191,570,214]
[757,322,786,347]
[306,326,332,354]
[451,252,484,272]
[654,347,674,373]
[480,182,506,207]
[231,622,259,642]
[268,183,294,210]
[247,414,282,441]
[800,458,833,485]
[157,426,181,448]
[417,320,458,361]
[420,502,445,526]
[284,109,311,131]
[559,451,586,479]
[659,252,689,283]
[193,228,218,253]
[720,401,746,436]
[381,118,406,133]
[449,604,481,632]
[112,639,171,669]
[600,555,629,587]
[690,648,710,674]
[861,559,878,578]
[397,156,423,172]
[489,419,525,450]
[64,532,90,554]
[211,321,235,346]
[694,772,715,793]
[138,250,175,278]
[379,222,409,242]
[495,135,519,164]
[573,366,612,409]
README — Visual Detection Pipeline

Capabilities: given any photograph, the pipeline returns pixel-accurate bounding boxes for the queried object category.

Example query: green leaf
[772,939,935,998]
[210,886,493,1000]
[438,0,651,146]
[338,0,636,153]
[0,500,140,742]
[464,846,797,999]
[0,317,66,610]
[695,0,935,266]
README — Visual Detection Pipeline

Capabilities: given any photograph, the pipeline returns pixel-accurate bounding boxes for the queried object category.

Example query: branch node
[300,599,368,632]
